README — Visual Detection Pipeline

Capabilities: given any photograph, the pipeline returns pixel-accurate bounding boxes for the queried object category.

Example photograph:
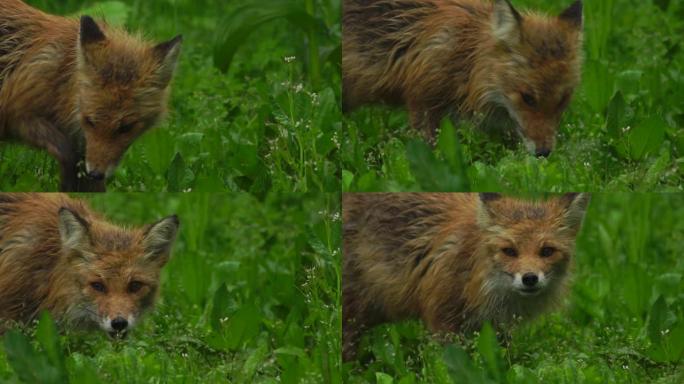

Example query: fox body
[342,193,589,360]
[0,193,179,337]
[0,0,182,191]
[343,0,583,156]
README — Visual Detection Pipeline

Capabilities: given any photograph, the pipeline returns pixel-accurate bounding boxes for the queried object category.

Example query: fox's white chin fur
[469,271,568,332]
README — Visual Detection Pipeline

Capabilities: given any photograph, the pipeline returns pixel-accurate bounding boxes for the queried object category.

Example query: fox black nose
[88,170,105,180]
[522,273,539,287]
[111,317,128,331]
[535,148,551,158]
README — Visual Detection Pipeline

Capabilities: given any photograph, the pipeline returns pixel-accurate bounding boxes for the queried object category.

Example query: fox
[0,0,182,191]
[343,0,583,157]
[342,192,590,360]
[0,193,179,338]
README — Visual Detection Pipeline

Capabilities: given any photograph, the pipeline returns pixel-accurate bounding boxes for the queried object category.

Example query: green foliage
[0,193,341,382]
[212,0,338,89]
[345,194,684,383]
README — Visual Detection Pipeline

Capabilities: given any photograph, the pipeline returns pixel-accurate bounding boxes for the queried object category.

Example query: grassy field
[0,193,341,383]
[343,193,684,383]
[0,0,341,193]
[342,0,684,192]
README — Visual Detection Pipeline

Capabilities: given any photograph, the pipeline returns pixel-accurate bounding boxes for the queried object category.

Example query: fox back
[0,0,182,189]
[342,193,589,360]
[343,0,583,156]
[0,193,179,337]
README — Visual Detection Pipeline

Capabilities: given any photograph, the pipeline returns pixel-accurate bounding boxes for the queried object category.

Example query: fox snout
[516,121,557,158]
[512,271,548,295]
[85,161,117,181]
[101,314,136,338]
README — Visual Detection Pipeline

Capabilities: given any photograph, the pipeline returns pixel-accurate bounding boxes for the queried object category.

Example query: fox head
[488,0,583,157]
[57,207,179,338]
[475,193,589,318]
[76,16,182,180]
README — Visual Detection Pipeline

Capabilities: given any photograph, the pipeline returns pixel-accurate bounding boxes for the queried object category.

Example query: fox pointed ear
[153,35,183,87]
[142,215,179,265]
[477,193,502,226]
[559,0,583,28]
[79,16,106,46]
[559,193,590,233]
[492,0,522,45]
[58,208,91,251]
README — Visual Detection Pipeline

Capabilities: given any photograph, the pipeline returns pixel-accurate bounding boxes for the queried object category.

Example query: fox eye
[540,246,556,257]
[128,281,144,293]
[116,122,136,135]
[501,247,518,257]
[84,117,95,128]
[90,281,106,293]
[521,92,537,108]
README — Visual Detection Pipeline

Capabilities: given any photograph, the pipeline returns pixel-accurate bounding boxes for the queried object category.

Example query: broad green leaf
[406,140,468,192]
[628,116,666,160]
[213,0,325,73]
[605,91,626,139]
[477,323,503,382]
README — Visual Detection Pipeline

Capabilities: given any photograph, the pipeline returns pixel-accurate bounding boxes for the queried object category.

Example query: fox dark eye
[128,281,144,293]
[540,246,555,257]
[558,92,571,108]
[116,122,135,135]
[90,281,106,293]
[84,117,95,128]
[501,247,518,257]
[521,92,537,108]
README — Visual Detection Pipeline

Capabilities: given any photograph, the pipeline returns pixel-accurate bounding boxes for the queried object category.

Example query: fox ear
[477,193,502,226]
[142,215,179,265]
[559,193,590,233]
[559,0,582,28]
[153,35,183,87]
[492,0,522,45]
[79,16,107,67]
[58,208,91,251]
[79,16,106,46]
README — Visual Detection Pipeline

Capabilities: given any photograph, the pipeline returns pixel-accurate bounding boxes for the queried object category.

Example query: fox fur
[0,193,179,337]
[0,0,182,191]
[342,192,590,360]
[343,0,583,156]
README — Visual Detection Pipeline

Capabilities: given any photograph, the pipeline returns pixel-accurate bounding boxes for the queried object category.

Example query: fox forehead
[84,226,150,255]
[520,17,582,66]
[487,201,566,222]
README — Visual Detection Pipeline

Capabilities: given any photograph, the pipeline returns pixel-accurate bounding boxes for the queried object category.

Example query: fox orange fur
[0,0,182,191]
[342,192,590,360]
[0,193,179,337]
[343,0,583,156]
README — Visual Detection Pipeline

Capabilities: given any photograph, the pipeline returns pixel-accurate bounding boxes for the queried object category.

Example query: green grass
[342,0,684,192]
[343,193,684,383]
[0,193,341,383]
[0,0,341,193]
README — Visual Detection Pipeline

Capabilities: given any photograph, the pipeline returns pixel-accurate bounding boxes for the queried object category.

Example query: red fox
[0,193,179,338]
[342,193,590,360]
[0,0,182,191]
[343,0,583,157]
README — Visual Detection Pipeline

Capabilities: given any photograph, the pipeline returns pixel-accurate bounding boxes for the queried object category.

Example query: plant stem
[305,0,321,89]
